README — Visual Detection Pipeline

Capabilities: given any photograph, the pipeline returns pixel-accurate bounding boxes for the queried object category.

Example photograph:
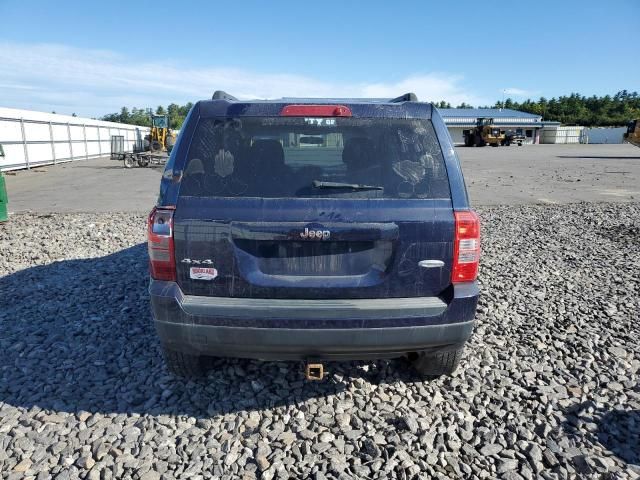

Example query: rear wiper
[312,180,383,190]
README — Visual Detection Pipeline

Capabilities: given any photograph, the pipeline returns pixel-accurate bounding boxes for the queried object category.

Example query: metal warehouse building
[439,108,549,145]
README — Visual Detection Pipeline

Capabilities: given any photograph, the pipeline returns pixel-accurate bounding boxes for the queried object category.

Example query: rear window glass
[180,116,449,199]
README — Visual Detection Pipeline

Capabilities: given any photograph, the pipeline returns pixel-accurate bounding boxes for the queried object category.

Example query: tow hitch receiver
[305,363,324,381]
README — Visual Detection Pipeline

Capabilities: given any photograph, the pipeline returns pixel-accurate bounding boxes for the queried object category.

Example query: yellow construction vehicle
[145,114,177,153]
[623,119,640,147]
[120,114,177,169]
[463,117,506,147]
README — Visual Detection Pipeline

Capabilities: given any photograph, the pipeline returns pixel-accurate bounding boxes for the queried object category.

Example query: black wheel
[410,346,464,378]
[123,156,135,169]
[162,346,207,377]
[137,157,150,168]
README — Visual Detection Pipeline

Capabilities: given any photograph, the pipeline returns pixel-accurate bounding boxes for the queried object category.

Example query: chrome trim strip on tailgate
[180,294,447,321]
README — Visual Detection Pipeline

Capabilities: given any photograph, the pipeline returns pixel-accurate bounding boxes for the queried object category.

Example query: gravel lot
[0,203,639,479]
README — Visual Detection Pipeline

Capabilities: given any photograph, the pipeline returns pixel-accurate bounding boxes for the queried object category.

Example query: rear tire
[411,346,464,378]
[162,347,207,377]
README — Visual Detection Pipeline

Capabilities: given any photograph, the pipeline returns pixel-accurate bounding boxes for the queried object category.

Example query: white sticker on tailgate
[189,267,218,281]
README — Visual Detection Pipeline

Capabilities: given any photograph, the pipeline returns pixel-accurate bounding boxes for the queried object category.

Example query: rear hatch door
[173,113,454,299]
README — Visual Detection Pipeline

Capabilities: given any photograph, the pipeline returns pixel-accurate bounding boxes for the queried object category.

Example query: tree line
[438,90,640,126]
[103,91,639,128]
[102,103,193,130]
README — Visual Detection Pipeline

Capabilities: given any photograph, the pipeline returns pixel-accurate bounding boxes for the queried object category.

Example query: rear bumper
[149,280,479,360]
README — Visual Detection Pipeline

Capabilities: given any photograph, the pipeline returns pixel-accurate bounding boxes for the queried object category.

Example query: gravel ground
[0,203,638,480]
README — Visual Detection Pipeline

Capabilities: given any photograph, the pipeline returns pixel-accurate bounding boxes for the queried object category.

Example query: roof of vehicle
[243,97,410,104]
[439,108,541,119]
[197,91,434,119]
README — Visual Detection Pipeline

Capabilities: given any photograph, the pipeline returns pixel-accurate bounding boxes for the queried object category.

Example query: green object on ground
[0,172,8,222]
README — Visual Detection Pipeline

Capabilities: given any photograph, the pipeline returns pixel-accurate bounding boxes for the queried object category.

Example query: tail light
[147,207,176,281]
[452,210,480,283]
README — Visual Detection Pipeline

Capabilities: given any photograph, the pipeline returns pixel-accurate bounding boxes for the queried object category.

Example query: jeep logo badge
[300,227,330,240]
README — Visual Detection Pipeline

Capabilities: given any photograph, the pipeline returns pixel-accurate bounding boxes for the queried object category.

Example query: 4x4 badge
[181,258,214,265]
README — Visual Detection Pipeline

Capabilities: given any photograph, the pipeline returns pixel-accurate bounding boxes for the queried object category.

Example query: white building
[439,108,555,145]
[0,107,149,171]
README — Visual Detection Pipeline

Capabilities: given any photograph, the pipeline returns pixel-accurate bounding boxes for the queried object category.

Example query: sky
[0,0,638,118]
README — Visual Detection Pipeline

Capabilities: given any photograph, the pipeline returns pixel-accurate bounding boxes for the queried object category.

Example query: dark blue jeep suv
[148,92,480,378]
